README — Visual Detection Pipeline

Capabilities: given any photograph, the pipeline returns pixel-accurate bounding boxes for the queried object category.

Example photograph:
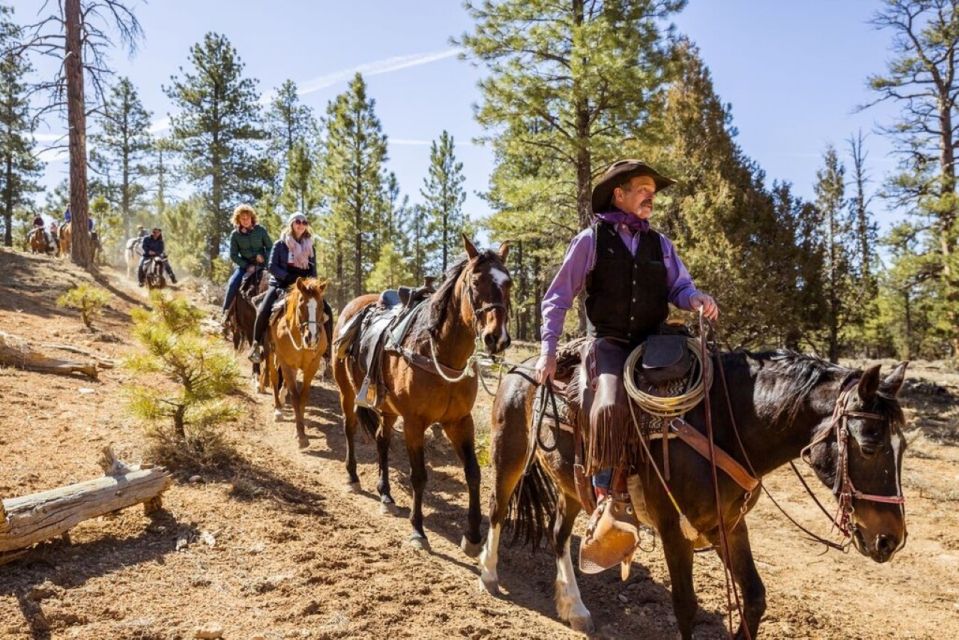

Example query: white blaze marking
[491,267,510,288]
[306,299,318,339]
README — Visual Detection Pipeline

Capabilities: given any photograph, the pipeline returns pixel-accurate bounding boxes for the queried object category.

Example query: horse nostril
[876,534,897,557]
[484,333,496,350]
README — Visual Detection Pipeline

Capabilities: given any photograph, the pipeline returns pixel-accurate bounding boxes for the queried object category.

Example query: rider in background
[222,204,272,325]
[137,226,177,286]
[248,212,332,363]
[32,215,53,247]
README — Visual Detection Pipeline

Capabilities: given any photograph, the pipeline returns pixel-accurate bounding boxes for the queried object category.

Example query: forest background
[1,0,956,362]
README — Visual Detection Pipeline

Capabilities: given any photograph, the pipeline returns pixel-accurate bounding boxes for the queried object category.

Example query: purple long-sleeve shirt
[540,214,702,356]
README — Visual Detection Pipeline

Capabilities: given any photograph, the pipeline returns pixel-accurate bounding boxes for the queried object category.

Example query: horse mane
[426,250,502,338]
[746,349,849,426]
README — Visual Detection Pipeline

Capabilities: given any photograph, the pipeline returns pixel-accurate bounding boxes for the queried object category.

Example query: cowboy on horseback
[137,226,177,287]
[32,215,54,249]
[533,159,719,568]
[249,213,333,364]
[221,203,272,326]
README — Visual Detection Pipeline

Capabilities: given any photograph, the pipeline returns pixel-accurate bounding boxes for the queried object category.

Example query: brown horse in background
[332,236,512,553]
[225,267,270,392]
[479,351,909,638]
[263,277,329,448]
[28,228,56,254]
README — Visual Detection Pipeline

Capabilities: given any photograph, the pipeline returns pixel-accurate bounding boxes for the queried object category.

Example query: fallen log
[0,447,171,564]
[47,343,117,368]
[0,331,99,379]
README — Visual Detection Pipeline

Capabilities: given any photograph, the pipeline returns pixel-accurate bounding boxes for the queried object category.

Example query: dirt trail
[1,248,957,639]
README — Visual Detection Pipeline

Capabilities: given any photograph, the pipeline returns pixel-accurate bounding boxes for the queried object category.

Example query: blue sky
[17,0,901,230]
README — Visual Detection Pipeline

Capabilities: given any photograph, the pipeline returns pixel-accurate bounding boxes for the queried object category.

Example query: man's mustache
[640,198,653,208]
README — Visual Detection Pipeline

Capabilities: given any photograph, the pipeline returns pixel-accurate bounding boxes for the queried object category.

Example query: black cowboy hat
[591,159,676,213]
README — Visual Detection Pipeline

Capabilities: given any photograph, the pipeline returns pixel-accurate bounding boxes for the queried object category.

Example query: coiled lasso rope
[623,337,712,417]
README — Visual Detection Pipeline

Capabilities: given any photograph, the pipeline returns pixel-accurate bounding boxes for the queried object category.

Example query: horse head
[292,277,328,352]
[462,235,512,354]
[804,362,909,563]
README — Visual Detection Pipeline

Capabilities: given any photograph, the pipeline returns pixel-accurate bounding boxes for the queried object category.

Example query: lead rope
[697,309,749,640]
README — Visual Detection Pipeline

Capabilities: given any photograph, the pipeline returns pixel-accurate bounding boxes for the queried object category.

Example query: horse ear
[316,279,328,293]
[295,277,306,294]
[498,241,510,261]
[858,364,881,402]
[879,361,908,398]
[462,233,479,259]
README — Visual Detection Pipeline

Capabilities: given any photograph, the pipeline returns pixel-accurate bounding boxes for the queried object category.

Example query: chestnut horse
[332,236,512,553]
[28,228,56,254]
[58,223,71,258]
[480,350,908,639]
[263,277,329,447]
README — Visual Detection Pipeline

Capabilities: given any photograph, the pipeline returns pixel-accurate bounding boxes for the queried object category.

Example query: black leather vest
[584,221,669,344]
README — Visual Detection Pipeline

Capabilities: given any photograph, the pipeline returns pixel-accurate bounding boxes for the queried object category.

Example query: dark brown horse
[224,267,269,390]
[332,236,512,553]
[479,350,908,639]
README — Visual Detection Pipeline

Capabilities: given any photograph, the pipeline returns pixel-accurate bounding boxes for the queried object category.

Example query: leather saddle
[335,278,436,411]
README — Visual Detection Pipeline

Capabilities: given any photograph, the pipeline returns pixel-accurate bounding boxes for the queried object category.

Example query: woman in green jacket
[222,204,272,321]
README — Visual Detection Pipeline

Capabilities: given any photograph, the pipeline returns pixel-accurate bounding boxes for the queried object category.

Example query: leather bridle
[800,378,906,541]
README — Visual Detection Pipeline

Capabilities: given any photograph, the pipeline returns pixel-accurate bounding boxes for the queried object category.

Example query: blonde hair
[231,204,258,227]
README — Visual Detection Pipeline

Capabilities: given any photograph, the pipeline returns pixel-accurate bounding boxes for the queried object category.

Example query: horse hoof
[380,500,398,516]
[344,481,361,493]
[477,576,500,596]
[569,615,594,634]
[461,535,483,559]
[297,435,309,449]
[273,409,283,420]
[407,533,430,551]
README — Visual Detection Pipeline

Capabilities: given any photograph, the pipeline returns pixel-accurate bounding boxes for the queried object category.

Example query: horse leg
[333,359,361,491]
[661,521,697,640]
[477,415,531,594]
[713,521,766,640]
[442,415,483,558]
[376,413,398,515]
[293,363,319,449]
[553,491,592,633]
[403,417,430,550]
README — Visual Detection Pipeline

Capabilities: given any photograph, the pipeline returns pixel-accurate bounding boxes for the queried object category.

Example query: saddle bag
[640,334,692,385]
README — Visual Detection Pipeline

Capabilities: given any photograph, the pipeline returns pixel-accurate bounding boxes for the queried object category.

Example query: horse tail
[505,457,557,551]
[356,406,380,441]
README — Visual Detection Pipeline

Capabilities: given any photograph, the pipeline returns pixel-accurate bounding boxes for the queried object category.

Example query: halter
[422,256,510,382]
[800,377,906,540]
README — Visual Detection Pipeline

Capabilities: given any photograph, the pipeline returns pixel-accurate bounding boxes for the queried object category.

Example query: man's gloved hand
[534,354,557,385]
[255,255,265,264]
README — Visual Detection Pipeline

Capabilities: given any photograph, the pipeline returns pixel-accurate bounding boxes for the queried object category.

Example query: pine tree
[459,0,682,230]
[866,0,959,356]
[643,40,808,348]
[266,79,317,186]
[279,141,320,217]
[165,33,268,273]
[20,0,143,268]
[0,7,42,247]
[90,77,153,239]
[152,136,175,217]
[318,73,388,303]
[813,146,856,362]
[421,131,467,274]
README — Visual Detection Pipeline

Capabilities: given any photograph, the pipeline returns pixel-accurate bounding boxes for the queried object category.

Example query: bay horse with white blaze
[332,236,512,553]
[263,277,329,448]
[480,350,908,639]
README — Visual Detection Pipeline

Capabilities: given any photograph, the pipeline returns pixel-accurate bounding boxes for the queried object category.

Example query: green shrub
[125,292,240,468]
[56,284,112,329]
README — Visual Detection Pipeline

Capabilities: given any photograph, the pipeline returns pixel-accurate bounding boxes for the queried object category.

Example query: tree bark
[0,448,171,562]
[64,0,94,269]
